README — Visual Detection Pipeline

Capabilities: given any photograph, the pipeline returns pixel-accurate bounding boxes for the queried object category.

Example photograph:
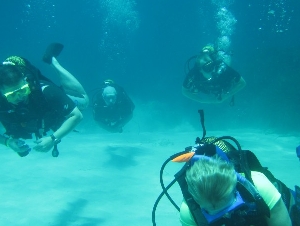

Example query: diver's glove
[6,138,31,157]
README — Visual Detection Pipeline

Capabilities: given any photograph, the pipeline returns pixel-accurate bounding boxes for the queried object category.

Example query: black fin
[42,43,64,64]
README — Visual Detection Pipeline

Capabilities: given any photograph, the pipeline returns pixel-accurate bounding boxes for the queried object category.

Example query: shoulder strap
[291,185,300,226]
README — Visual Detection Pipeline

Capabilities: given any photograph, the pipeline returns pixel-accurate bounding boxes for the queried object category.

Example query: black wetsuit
[93,85,135,133]
[183,61,241,100]
[0,83,76,139]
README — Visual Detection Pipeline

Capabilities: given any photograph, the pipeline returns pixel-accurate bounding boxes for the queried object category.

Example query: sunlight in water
[22,0,56,29]
[98,0,140,59]
[210,0,237,64]
[100,0,140,32]
[265,0,292,33]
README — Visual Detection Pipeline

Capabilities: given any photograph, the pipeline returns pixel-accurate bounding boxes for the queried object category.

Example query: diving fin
[42,43,64,64]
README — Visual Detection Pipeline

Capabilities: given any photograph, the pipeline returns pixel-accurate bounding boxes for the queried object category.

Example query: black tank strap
[291,185,300,226]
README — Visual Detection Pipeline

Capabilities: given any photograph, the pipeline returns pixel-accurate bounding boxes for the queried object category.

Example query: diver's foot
[42,43,64,64]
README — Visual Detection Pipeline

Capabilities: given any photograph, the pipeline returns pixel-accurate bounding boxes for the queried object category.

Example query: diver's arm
[0,124,31,156]
[265,198,292,226]
[34,107,83,152]
[52,107,83,140]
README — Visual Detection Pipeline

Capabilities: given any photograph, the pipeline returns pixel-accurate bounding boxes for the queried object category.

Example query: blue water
[0,1,299,225]
[1,0,299,133]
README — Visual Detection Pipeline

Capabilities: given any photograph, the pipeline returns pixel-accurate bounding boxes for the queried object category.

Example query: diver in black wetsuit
[93,80,135,133]
[182,45,246,104]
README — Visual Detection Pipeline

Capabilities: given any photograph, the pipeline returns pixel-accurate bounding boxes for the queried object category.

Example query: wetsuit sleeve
[251,171,281,210]
[42,84,76,117]
[180,199,198,226]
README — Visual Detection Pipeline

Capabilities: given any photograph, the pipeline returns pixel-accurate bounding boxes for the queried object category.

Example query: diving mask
[3,83,31,102]
[201,191,245,224]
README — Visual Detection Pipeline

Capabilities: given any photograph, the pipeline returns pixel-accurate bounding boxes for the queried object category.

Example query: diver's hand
[7,138,31,156]
[33,137,53,152]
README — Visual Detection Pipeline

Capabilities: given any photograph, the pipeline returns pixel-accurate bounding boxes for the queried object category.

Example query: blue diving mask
[201,191,245,224]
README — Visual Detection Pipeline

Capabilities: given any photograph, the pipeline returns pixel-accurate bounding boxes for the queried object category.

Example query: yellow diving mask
[3,83,31,102]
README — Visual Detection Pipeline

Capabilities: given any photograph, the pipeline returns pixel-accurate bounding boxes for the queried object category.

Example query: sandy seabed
[0,119,299,226]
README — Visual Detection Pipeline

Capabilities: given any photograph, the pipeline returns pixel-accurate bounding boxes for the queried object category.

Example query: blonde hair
[186,156,237,207]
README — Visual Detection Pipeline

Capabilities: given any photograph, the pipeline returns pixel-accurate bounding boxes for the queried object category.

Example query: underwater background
[0,0,300,134]
[1,0,300,134]
[1,1,300,225]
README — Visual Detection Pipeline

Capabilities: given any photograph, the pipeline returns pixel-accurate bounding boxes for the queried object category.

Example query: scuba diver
[152,110,300,226]
[182,44,246,104]
[0,43,84,157]
[92,79,135,133]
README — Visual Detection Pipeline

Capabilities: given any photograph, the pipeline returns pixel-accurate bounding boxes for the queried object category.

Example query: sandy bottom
[0,123,299,226]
